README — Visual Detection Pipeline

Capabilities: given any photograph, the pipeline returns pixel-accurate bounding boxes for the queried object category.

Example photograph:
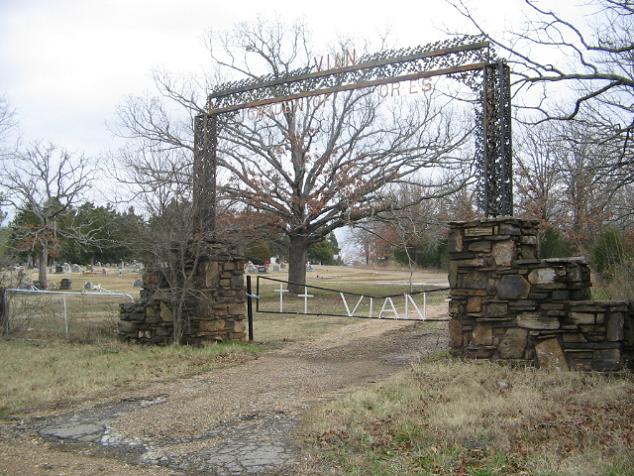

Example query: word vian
[312,49,357,72]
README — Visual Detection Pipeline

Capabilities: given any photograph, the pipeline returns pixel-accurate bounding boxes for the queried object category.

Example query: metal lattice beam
[207,34,492,113]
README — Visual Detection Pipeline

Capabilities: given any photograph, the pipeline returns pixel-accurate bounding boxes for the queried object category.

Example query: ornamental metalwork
[193,34,514,236]
[193,113,217,239]
[480,62,513,216]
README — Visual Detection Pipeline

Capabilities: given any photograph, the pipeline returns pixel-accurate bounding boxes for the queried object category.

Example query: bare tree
[351,178,474,287]
[115,20,474,291]
[450,1,633,130]
[556,122,618,249]
[0,143,95,288]
[514,123,565,224]
[110,143,193,218]
[0,95,17,222]
[515,119,625,252]
[0,95,15,142]
[449,0,633,169]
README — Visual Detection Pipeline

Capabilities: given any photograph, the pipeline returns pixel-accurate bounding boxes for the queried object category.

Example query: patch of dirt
[0,436,176,476]
[0,320,447,475]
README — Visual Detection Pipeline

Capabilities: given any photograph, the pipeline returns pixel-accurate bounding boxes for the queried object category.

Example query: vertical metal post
[193,113,218,240]
[0,288,8,335]
[62,295,69,338]
[246,275,254,342]
[481,61,513,217]
[256,276,260,313]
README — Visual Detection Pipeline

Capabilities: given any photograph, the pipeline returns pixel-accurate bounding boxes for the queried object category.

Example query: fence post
[62,295,69,338]
[423,292,427,320]
[246,275,254,342]
[0,288,8,335]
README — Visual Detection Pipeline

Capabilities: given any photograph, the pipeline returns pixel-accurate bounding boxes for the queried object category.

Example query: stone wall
[119,242,246,345]
[448,217,633,371]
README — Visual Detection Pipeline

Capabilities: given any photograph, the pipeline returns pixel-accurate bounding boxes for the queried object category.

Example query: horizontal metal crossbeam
[207,35,492,113]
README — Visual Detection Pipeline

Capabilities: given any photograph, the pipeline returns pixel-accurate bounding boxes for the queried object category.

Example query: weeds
[0,339,259,416]
[300,357,634,475]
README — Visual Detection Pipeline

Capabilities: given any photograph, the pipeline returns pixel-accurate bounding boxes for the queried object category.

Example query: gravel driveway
[1,319,447,475]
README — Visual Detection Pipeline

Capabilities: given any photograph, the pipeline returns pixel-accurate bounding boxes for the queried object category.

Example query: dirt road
[0,319,447,475]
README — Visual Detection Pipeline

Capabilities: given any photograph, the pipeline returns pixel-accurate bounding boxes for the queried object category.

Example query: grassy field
[2,265,633,474]
[0,265,449,417]
[0,339,257,416]
[299,356,634,476]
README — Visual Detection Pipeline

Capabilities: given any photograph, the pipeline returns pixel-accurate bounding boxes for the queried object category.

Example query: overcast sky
[0,0,541,156]
[0,0,591,261]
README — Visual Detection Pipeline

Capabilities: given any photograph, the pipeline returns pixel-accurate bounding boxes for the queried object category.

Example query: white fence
[1,288,134,341]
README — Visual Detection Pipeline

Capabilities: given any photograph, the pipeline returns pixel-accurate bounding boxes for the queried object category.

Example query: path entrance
[0,320,447,475]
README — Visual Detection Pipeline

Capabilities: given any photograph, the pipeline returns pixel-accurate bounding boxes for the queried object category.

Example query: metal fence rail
[1,287,134,340]
[252,276,449,321]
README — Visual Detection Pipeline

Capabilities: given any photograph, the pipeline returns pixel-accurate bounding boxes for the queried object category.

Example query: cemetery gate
[193,34,514,241]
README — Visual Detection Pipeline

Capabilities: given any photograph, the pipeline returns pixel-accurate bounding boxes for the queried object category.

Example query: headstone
[84,281,92,290]
[71,264,81,273]
[60,278,72,290]
[55,265,63,274]
[63,263,71,273]
[133,279,143,288]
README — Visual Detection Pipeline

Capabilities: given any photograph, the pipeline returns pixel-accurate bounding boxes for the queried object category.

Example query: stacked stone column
[448,217,633,371]
[119,242,246,345]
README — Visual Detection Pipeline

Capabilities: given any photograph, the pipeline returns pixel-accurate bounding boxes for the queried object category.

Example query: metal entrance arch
[193,34,513,239]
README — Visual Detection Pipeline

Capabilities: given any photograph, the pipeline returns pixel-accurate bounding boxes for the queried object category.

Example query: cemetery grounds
[0,265,632,475]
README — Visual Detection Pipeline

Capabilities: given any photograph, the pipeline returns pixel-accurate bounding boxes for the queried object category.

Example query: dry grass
[0,338,259,417]
[262,264,449,287]
[300,356,634,475]
[2,266,450,418]
[5,293,124,343]
[252,313,365,347]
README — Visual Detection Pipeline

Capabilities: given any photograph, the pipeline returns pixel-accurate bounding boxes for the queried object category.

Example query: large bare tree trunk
[288,234,308,293]
[38,240,48,289]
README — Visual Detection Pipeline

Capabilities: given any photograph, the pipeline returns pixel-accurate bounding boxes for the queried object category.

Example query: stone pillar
[448,217,632,371]
[118,242,246,345]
